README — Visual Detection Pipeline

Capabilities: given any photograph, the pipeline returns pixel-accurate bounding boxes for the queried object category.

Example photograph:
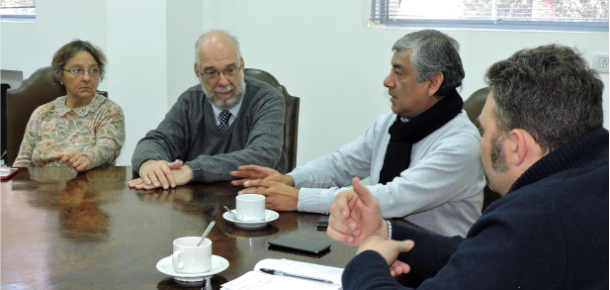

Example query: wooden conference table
[1,166,424,290]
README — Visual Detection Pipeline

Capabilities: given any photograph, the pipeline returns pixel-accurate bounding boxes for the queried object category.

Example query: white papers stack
[221,258,343,290]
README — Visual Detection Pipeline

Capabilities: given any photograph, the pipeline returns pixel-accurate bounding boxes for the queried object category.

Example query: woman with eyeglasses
[13,40,125,171]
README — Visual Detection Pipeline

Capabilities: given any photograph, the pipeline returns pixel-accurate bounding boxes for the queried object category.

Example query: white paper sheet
[221,258,343,290]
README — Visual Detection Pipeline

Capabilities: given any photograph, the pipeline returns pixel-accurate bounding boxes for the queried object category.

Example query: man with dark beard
[129,30,286,189]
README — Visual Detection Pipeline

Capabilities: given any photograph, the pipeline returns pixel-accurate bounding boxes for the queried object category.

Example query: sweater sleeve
[343,250,412,290]
[369,132,483,218]
[131,94,193,173]
[292,117,377,213]
[342,221,463,290]
[343,205,567,290]
[82,102,125,169]
[185,89,285,182]
[390,221,462,280]
[13,108,42,167]
[289,117,376,189]
[296,117,484,218]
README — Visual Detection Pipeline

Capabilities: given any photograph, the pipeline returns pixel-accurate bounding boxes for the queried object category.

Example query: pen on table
[259,268,334,284]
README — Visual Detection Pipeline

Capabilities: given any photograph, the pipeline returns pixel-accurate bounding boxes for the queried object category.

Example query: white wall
[1,0,203,166]
[1,0,107,89]
[0,70,23,90]
[202,0,610,166]
[105,0,169,166]
[2,0,608,168]
[166,0,204,109]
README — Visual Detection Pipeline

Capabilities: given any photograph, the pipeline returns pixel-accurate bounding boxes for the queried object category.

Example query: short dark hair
[486,44,604,153]
[51,40,107,91]
[392,29,465,97]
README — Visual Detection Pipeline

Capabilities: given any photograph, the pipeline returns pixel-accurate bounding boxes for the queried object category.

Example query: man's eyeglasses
[199,66,241,80]
[63,68,100,77]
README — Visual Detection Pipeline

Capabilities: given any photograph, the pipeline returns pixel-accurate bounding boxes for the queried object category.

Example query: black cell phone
[268,236,331,254]
[317,216,329,229]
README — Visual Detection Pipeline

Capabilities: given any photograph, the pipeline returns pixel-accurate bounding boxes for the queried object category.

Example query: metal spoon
[197,221,215,247]
[223,206,239,221]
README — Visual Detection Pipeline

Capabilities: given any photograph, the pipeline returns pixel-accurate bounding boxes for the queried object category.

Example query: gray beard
[200,76,246,110]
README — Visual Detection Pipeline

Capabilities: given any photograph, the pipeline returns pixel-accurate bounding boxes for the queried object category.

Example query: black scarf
[379,89,464,184]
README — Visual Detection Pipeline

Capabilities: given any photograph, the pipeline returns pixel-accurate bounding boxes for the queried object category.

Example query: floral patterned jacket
[13,94,125,169]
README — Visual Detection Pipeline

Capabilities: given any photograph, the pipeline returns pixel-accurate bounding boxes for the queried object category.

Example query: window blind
[369,0,608,32]
[1,0,36,19]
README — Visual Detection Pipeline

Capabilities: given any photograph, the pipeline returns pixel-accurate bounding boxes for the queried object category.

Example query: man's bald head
[195,30,242,69]
[193,30,246,110]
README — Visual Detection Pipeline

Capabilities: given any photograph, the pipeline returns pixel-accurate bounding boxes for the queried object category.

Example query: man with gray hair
[129,30,286,189]
[232,30,485,237]
[329,44,608,290]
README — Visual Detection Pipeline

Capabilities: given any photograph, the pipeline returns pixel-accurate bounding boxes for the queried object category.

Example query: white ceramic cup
[171,237,212,274]
[236,194,265,222]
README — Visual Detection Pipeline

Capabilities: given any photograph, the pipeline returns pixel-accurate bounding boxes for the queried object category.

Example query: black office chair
[463,87,490,127]
[463,87,501,212]
[244,68,300,172]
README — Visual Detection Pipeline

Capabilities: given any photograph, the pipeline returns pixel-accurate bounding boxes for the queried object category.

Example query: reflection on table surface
[2,166,422,289]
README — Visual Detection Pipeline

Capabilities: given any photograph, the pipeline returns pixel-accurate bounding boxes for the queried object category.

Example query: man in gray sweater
[128,30,286,190]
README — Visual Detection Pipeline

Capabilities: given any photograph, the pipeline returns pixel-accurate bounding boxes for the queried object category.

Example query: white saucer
[223,209,279,229]
[156,255,229,282]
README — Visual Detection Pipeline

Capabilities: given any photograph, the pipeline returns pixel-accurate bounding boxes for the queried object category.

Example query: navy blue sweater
[343,128,609,290]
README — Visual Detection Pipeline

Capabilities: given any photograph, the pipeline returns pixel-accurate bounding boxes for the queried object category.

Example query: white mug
[236,194,265,221]
[172,236,212,273]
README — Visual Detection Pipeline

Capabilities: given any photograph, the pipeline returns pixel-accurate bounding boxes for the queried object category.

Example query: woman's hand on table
[58,149,91,172]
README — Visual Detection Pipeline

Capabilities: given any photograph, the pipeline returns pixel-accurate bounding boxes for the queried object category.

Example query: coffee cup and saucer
[223,194,279,229]
[156,236,229,286]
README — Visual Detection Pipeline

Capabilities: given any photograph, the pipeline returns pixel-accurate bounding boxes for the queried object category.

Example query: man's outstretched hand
[230,165,294,186]
[231,165,298,211]
[237,179,299,211]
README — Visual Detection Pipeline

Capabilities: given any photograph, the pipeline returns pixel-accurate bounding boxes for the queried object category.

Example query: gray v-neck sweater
[132,76,286,182]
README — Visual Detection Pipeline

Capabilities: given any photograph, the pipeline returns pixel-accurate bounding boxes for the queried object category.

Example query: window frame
[0,2,36,21]
[368,0,609,33]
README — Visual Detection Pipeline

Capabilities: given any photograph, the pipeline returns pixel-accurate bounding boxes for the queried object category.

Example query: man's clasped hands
[326,176,415,277]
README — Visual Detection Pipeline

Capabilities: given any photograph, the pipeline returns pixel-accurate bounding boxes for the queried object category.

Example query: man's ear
[509,129,528,166]
[428,71,444,97]
[241,57,245,70]
[194,64,200,78]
